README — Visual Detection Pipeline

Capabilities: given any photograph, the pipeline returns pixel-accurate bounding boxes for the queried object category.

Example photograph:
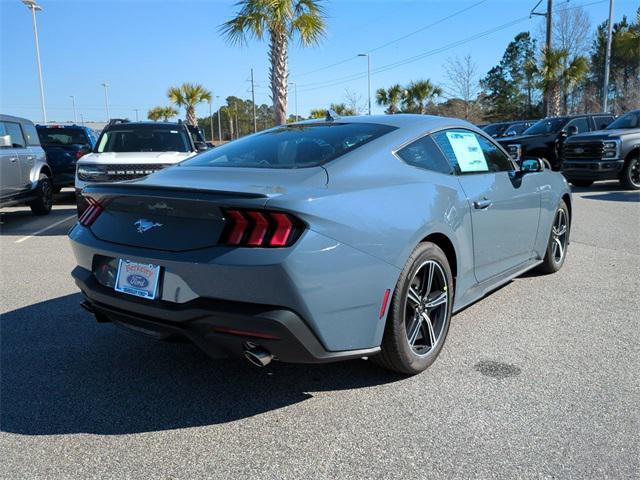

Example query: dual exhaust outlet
[243,342,273,367]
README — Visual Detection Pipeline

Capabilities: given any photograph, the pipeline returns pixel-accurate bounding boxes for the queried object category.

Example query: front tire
[536,200,570,274]
[372,242,454,375]
[28,174,53,216]
[619,155,640,190]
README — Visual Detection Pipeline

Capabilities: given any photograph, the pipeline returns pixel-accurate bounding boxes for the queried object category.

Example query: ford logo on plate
[127,274,149,288]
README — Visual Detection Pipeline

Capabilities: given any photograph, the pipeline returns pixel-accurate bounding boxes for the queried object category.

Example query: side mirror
[520,158,544,173]
[194,141,208,152]
[506,130,516,136]
[0,135,11,147]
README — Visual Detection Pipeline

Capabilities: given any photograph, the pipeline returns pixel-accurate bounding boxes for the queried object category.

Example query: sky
[1,0,638,123]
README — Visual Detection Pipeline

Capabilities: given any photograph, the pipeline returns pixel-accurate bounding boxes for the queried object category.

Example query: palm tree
[147,106,178,122]
[540,48,588,117]
[309,108,326,119]
[329,103,356,116]
[222,0,327,125]
[375,84,403,114]
[167,83,212,126]
[403,80,442,114]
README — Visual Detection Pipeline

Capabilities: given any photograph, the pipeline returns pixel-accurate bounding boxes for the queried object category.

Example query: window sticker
[445,131,488,173]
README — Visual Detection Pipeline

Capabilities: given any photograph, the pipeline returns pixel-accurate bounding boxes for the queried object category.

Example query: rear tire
[536,200,570,274]
[619,155,640,190]
[570,179,593,188]
[372,242,454,375]
[28,174,53,216]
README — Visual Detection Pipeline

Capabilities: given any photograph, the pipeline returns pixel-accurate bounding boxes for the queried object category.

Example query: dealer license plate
[114,259,161,300]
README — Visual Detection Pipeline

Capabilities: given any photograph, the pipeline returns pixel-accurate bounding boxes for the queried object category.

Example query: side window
[433,129,513,174]
[22,123,40,146]
[565,117,590,133]
[2,122,26,148]
[396,135,452,175]
[595,116,613,130]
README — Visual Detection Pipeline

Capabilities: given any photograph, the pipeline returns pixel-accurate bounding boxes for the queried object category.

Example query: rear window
[96,125,191,153]
[38,127,89,146]
[182,122,397,169]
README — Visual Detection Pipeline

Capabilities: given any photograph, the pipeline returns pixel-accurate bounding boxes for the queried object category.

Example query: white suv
[75,120,206,215]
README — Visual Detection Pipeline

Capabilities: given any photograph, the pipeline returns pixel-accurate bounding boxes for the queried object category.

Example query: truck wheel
[570,180,593,188]
[620,155,640,190]
[28,174,53,215]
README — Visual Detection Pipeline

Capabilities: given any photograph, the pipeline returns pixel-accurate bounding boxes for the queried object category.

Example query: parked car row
[0,115,209,216]
[483,111,639,190]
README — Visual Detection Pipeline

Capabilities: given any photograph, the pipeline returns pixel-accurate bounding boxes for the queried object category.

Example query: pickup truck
[561,109,640,190]
[36,124,97,192]
[497,113,615,171]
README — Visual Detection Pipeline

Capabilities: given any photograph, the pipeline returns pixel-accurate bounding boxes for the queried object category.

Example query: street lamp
[133,108,139,121]
[70,95,77,123]
[22,0,47,124]
[358,53,371,115]
[209,99,214,141]
[101,82,110,121]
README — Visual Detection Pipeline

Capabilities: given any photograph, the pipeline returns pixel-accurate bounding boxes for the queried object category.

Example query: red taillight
[75,150,87,160]
[79,197,103,227]
[221,208,303,248]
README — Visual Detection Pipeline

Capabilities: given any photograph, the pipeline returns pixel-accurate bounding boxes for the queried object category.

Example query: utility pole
[101,82,110,121]
[70,95,77,123]
[22,0,47,124]
[602,0,614,112]
[209,99,214,141]
[358,53,372,115]
[288,82,299,121]
[80,113,84,126]
[531,0,553,116]
[216,95,222,142]
[134,109,139,121]
[251,68,257,132]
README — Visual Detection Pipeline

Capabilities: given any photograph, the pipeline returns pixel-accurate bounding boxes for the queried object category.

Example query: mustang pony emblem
[134,219,163,233]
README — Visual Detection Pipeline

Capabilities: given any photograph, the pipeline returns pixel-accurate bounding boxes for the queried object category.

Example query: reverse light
[221,208,303,248]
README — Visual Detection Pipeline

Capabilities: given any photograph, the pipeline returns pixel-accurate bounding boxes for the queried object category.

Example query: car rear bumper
[562,159,624,180]
[72,266,380,364]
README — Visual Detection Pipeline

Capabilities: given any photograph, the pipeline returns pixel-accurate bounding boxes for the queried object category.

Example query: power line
[291,0,489,78]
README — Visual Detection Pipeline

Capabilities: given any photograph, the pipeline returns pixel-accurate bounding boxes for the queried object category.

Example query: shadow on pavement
[581,191,639,202]
[0,191,77,237]
[0,293,404,436]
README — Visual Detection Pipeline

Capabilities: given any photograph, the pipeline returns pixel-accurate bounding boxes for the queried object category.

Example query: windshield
[96,126,191,153]
[181,122,396,169]
[38,127,89,146]
[523,118,568,135]
[482,123,507,136]
[606,111,639,130]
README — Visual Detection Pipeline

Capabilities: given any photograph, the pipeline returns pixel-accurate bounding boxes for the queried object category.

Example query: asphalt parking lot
[0,183,638,479]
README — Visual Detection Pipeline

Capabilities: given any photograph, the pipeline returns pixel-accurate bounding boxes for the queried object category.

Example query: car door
[3,121,31,189]
[433,128,541,283]
[0,121,22,197]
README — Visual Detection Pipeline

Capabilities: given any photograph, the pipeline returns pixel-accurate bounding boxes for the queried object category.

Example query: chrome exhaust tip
[244,346,273,367]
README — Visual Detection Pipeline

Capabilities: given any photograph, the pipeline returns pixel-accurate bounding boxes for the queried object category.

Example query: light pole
[70,95,77,123]
[358,53,371,115]
[133,109,139,121]
[216,95,222,143]
[22,0,47,124]
[101,81,110,121]
[209,99,214,141]
[602,0,614,112]
[289,82,298,120]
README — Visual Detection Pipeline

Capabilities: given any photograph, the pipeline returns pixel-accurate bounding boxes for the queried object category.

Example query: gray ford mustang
[69,114,571,374]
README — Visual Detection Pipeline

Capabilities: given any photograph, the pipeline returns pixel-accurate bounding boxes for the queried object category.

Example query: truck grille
[562,141,604,161]
[104,164,172,181]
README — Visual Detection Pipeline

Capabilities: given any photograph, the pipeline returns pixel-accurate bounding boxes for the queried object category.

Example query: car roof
[293,113,477,131]
[0,114,34,124]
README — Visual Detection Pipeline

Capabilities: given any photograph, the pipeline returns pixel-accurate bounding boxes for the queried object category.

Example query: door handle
[9,157,18,162]
[473,199,492,210]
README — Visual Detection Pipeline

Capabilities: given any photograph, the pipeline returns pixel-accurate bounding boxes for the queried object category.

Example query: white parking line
[14,214,77,244]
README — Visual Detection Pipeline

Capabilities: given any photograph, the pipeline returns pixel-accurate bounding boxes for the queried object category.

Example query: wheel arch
[420,232,458,283]
[562,193,572,221]
[624,146,639,162]
[36,164,53,179]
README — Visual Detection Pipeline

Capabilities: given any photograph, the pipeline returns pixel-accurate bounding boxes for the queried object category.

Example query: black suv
[561,109,640,189]
[482,120,538,139]
[498,113,615,170]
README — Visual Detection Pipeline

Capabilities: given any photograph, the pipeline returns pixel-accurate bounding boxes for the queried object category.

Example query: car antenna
[325,109,340,122]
